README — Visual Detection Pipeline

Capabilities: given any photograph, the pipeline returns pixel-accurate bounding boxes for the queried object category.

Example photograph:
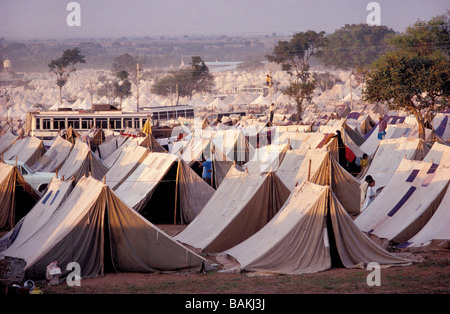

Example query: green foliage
[363,12,450,139]
[111,53,145,80]
[48,47,86,104]
[152,56,214,102]
[267,30,325,80]
[267,31,325,118]
[319,24,395,71]
[113,70,132,108]
[388,12,449,57]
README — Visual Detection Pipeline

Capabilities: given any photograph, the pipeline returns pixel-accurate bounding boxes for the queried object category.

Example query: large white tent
[218,182,410,275]
[174,167,291,253]
[30,135,73,173]
[355,159,450,246]
[359,137,429,190]
[1,176,205,281]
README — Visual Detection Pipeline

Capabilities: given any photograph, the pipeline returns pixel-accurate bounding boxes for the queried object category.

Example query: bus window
[159,111,168,120]
[110,118,122,130]
[96,118,107,129]
[133,118,141,129]
[43,119,51,129]
[186,109,194,118]
[68,118,80,129]
[54,118,65,130]
[81,118,94,129]
[123,118,132,128]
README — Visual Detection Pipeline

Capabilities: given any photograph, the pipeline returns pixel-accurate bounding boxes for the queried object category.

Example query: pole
[136,63,140,112]
[350,73,353,111]
[174,159,181,225]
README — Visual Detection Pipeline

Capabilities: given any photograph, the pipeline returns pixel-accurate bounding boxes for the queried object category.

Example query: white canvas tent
[0,177,74,251]
[57,139,110,181]
[2,136,46,167]
[359,137,429,190]
[397,184,450,250]
[423,142,450,165]
[275,148,328,192]
[104,145,149,190]
[0,129,19,156]
[218,182,410,275]
[30,136,73,172]
[0,163,40,231]
[1,176,205,281]
[114,152,215,224]
[102,136,144,168]
[174,167,291,253]
[355,159,450,246]
[95,134,129,160]
[242,143,290,174]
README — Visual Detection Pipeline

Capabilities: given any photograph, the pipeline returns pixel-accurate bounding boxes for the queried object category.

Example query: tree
[318,24,395,72]
[152,56,214,104]
[388,12,449,57]
[48,47,85,105]
[266,31,325,119]
[363,14,450,140]
[111,53,145,80]
[113,70,132,110]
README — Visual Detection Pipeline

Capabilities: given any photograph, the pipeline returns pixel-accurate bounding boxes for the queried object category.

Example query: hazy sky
[1,0,448,40]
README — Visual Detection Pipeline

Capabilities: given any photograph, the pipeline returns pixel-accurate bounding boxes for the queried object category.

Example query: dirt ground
[37,224,449,295]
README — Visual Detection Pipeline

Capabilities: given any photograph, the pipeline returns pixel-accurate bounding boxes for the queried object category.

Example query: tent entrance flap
[139,162,179,225]
[325,189,344,269]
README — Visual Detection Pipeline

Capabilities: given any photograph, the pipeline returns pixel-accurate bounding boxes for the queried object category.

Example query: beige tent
[102,136,144,168]
[242,143,289,174]
[30,136,73,172]
[0,163,40,231]
[95,134,129,160]
[1,176,205,281]
[358,137,429,190]
[174,167,291,253]
[423,142,450,165]
[397,184,450,250]
[114,152,215,224]
[2,136,46,167]
[0,177,74,251]
[275,148,328,191]
[0,129,19,156]
[57,139,109,181]
[355,159,450,246]
[138,132,167,153]
[309,150,361,215]
[218,182,411,275]
[104,145,149,190]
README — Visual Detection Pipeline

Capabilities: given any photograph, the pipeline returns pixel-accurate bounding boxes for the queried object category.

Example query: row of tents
[0,114,449,281]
